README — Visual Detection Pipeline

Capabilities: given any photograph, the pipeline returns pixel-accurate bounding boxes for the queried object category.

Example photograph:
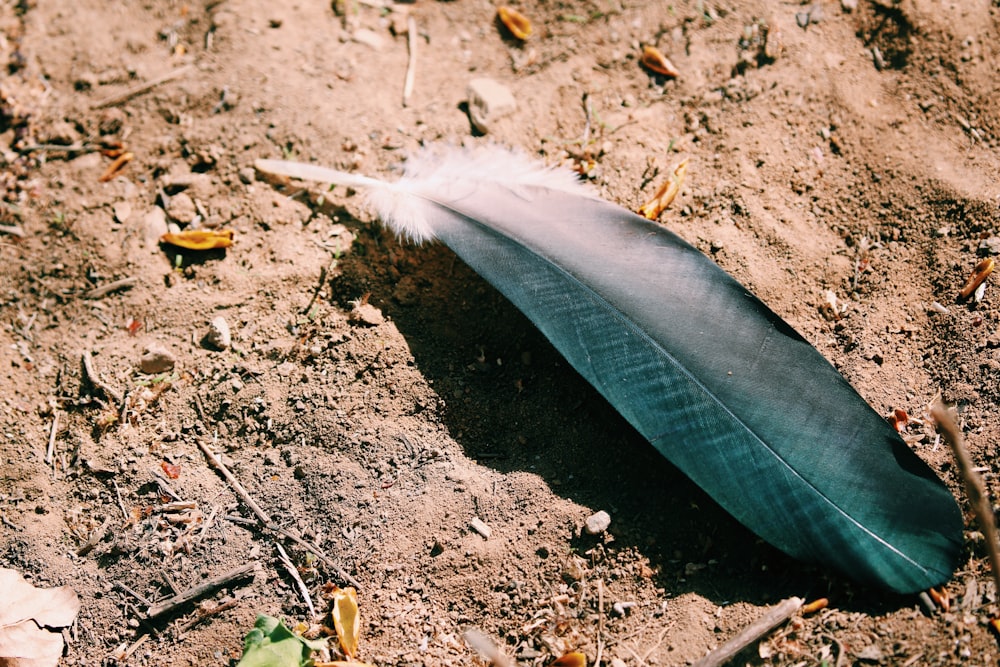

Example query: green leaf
[236,615,326,667]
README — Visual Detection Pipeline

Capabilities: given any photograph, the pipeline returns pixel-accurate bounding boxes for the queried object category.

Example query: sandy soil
[2,0,1000,665]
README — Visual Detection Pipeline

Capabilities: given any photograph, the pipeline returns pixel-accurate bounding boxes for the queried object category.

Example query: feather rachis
[255,145,593,244]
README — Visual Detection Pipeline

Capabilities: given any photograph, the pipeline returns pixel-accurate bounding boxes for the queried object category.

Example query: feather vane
[255,145,962,593]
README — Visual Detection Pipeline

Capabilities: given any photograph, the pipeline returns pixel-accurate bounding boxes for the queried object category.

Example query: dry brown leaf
[0,568,80,667]
[638,158,689,220]
[330,586,360,659]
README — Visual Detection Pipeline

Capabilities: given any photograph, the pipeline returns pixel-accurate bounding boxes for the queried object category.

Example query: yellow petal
[549,651,587,667]
[640,45,679,77]
[498,6,532,40]
[160,229,234,250]
[330,586,360,659]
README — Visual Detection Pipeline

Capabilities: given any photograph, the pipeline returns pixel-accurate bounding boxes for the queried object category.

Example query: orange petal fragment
[160,461,180,479]
[638,158,689,220]
[549,651,587,667]
[99,151,134,182]
[640,45,679,77]
[498,6,532,40]
[801,597,829,614]
[160,228,234,250]
[958,257,994,300]
[927,586,950,612]
[330,586,360,659]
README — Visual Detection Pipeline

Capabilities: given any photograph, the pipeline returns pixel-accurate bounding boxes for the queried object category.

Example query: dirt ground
[2,0,1000,665]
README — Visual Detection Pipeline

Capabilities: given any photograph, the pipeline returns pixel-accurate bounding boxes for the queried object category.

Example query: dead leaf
[160,228,234,250]
[0,568,81,667]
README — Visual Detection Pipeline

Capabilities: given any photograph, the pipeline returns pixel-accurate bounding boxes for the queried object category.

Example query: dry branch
[932,402,1000,595]
[146,561,260,618]
[692,596,804,667]
[91,65,193,109]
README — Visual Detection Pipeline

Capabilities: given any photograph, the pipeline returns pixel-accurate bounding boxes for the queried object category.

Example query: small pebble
[584,510,611,535]
[466,78,516,134]
[113,201,132,224]
[165,192,197,224]
[141,208,168,248]
[352,28,385,51]
[203,316,231,350]
[140,343,176,374]
[350,302,385,327]
[469,517,492,539]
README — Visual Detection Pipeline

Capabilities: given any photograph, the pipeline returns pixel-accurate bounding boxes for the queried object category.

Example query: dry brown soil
[2,0,1000,665]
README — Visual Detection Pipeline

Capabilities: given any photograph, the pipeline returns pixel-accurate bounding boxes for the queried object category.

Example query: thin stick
[175,599,238,634]
[85,276,137,299]
[152,471,184,502]
[119,633,150,662]
[81,350,123,405]
[402,15,417,107]
[117,582,153,607]
[91,65,194,109]
[276,542,316,619]
[932,402,1000,595]
[45,411,59,464]
[595,579,605,667]
[146,561,260,618]
[112,479,130,520]
[198,437,362,588]
[196,439,273,525]
[692,597,804,667]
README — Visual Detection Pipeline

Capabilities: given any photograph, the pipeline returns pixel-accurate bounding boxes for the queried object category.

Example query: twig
[84,276,137,299]
[272,526,361,589]
[196,439,273,524]
[112,479,130,520]
[595,579,605,667]
[116,582,153,607]
[152,470,184,502]
[276,542,316,619]
[402,15,417,107]
[0,224,25,238]
[116,633,150,662]
[300,258,334,316]
[91,65,193,109]
[692,597,804,667]
[175,599,238,634]
[464,628,512,667]
[146,561,260,618]
[932,402,1000,595]
[45,411,59,464]
[81,350,124,405]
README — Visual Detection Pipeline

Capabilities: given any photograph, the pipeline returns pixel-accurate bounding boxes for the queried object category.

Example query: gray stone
[467,78,516,134]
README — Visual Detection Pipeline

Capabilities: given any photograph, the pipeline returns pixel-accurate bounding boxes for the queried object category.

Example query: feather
[255,145,962,593]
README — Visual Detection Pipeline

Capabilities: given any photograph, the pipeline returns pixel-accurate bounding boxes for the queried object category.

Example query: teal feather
[256,146,962,593]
